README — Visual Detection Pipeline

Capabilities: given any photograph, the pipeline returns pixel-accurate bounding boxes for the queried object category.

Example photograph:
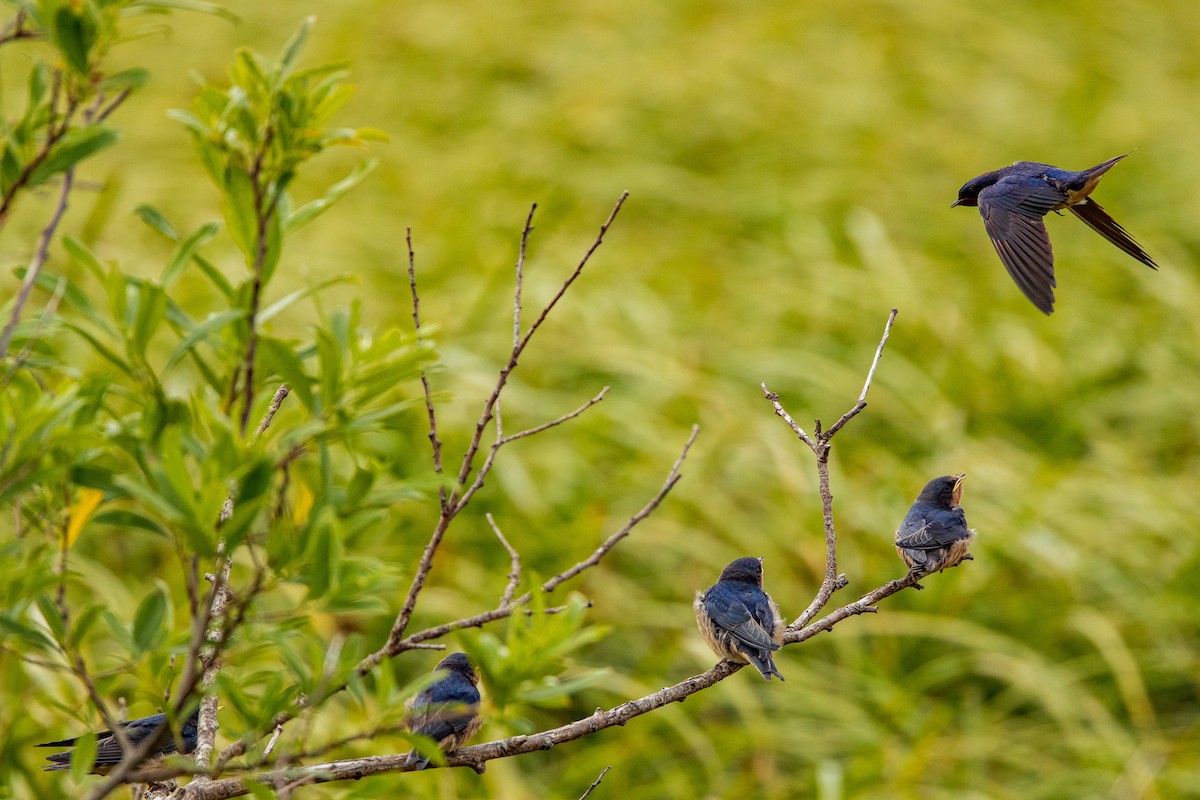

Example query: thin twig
[406,227,447,513]
[0,168,75,357]
[384,194,628,649]
[162,570,917,798]
[513,204,535,349]
[579,766,612,799]
[762,308,898,630]
[543,423,698,594]
[1,271,67,389]
[498,387,610,446]
[486,513,522,608]
[238,129,276,435]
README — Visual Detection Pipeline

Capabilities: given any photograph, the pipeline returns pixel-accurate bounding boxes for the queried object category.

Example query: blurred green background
[4,0,1200,797]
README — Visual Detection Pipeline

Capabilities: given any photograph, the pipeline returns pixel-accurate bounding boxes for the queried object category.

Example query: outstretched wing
[978,175,1064,314]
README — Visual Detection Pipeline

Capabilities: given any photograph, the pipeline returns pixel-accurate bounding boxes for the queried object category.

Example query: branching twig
[486,513,521,609]
[406,227,447,513]
[0,168,75,357]
[762,308,898,629]
[382,193,628,653]
[579,765,612,799]
[160,567,917,798]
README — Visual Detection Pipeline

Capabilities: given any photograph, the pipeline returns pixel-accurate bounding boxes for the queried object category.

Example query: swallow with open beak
[953,154,1157,314]
[895,474,975,582]
[694,556,785,680]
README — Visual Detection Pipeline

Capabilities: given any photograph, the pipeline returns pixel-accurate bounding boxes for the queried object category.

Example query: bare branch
[498,387,610,446]
[170,568,916,799]
[255,384,290,437]
[0,167,75,357]
[406,227,447,513]
[486,513,521,608]
[762,308,898,630]
[543,423,698,594]
[513,204,536,350]
[579,766,612,800]
[385,194,629,648]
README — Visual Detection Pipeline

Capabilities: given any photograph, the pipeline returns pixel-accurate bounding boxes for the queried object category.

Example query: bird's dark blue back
[900,502,967,549]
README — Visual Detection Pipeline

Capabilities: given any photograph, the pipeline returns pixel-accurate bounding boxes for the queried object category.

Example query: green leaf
[59,320,133,377]
[132,589,168,654]
[70,603,105,648]
[222,166,258,264]
[130,281,168,360]
[133,204,180,239]
[306,510,341,600]
[277,16,316,78]
[161,221,221,288]
[53,6,96,76]
[69,731,97,783]
[164,309,244,372]
[258,275,354,324]
[92,509,169,537]
[28,127,120,187]
[283,159,377,233]
[61,236,106,283]
[98,68,151,93]
[35,594,66,643]
[257,336,313,411]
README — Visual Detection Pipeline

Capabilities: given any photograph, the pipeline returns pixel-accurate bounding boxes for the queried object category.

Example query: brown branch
[212,415,690,774]
[0,167,75,357]
[383,193,628,650]
[579,766,612,800]
[762,308,897,630]
[238,130,277,435]
[406,227,447,513]
[194,384,291,784]
[170,569,916,798]
[513,203,535,349]
[486,513,521,608]
[543,423,697,593]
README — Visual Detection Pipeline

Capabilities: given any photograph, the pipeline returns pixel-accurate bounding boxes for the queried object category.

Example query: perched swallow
[37,708,199,773]
[694,556,785,681]
[404,652,482,770]
[952,154,1157,314]
[895,474,975,581]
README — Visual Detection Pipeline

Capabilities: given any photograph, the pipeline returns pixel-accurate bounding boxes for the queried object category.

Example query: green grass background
[4,0,1199,797]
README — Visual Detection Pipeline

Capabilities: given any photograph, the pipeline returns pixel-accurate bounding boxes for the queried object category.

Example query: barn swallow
[895,474,975,582]
[37,708,199,773]
[404,652,482,770]
[694,556,785,681]
[952,154,1157,314]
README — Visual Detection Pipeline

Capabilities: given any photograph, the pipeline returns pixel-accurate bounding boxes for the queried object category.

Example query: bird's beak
[952,474,966,505]
[757,556,765,564]
[950,199,963,208]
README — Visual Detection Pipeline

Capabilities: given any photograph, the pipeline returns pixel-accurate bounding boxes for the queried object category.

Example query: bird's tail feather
[1069,200,1158,270]
[747,651,785,682]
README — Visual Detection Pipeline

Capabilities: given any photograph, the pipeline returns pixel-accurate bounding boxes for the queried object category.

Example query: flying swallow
[37,708,199,773]
[952,154,1157,314]
[694,556,785,681]
[404,652,482,770]
[895,474,975,582]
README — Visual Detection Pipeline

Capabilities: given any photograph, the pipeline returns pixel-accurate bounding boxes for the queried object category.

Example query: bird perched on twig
[895,474,975,585]
[37,708,199,773]
[694,556,785,681]
[952,154,1157,314]
[404,652,482,770]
